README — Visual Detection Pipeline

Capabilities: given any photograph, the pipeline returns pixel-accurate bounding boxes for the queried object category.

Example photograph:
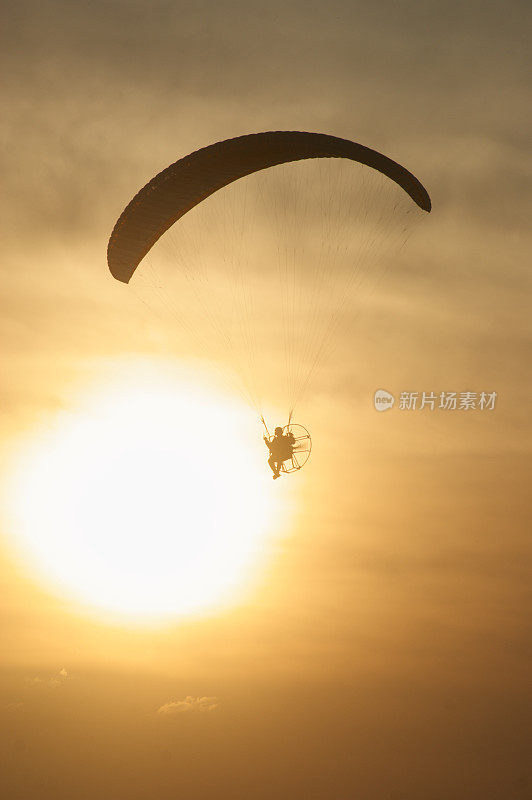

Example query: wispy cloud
[5,702,24,711]
[156,696,219,715]
[25,668,69,688]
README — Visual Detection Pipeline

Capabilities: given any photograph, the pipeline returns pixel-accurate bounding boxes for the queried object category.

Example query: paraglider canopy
[107,131,431,283]
[107,131,431,450]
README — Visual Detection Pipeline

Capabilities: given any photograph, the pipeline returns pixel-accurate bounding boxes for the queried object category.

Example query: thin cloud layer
[24,668,69,688]
[157,696,220,715]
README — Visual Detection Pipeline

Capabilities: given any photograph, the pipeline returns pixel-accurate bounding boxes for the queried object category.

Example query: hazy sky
[2,1,531,798]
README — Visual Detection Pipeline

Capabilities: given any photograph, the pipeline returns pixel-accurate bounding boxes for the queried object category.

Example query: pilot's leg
[268,455,280,477]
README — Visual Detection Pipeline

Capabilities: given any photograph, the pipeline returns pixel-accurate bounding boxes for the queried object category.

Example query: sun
[3,361,288,623]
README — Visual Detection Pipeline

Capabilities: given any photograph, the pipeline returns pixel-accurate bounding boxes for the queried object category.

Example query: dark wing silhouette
[107,131,431,283]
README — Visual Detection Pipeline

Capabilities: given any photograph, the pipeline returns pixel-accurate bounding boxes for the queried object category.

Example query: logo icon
[374,389,395,412]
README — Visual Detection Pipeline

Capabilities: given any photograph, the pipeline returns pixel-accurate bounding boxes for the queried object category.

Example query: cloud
[25,668,69,688]
[5,702,24,711]
[156,696,219,715]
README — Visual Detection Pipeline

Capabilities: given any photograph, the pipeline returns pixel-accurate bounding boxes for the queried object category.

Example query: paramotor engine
[268,423,312,474]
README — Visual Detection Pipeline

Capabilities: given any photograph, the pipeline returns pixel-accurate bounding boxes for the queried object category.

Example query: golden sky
[1,1,531,798]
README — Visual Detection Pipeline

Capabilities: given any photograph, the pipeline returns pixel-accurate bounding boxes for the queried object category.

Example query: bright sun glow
[4,362,288,623]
